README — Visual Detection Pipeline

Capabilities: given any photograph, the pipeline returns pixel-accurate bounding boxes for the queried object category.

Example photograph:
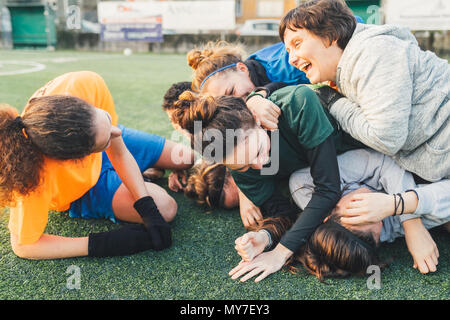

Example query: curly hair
[162,81,193,111]
[0,95,97,208]
[184,161,229,209]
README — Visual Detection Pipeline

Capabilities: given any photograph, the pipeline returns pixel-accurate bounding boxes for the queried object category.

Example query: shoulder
[343,32,412,69]
[270,85,322,115]
[68,71,108,89]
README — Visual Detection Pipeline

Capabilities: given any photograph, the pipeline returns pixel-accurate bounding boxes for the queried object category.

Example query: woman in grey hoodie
[279,0,449,183]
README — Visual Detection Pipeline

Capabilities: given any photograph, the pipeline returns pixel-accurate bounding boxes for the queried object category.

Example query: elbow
[376,139,402,156]
[10,234,38,260]
[368,128,407,156]
[328,190,342,208]
[323,185,342,207]
[11,243,35,260]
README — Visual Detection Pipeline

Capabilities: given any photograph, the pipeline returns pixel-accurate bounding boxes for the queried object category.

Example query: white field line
[0,61,46,76]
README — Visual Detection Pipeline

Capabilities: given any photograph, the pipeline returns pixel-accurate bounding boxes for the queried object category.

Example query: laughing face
[283,28,343,84]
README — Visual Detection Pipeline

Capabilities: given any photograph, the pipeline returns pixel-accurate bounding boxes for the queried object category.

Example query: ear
[236,62,249,74]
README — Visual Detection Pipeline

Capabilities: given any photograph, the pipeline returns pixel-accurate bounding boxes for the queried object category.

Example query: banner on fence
[98,1,235,41]
[98,1,163,42]
[384,0,450,30]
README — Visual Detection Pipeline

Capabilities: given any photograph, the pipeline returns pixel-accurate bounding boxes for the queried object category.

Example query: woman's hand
[168,170,187,192]
[339,192,395,226]
[403,218,439,274]
[246,95,281,131]
[239,193,263,228]
[229,244,293,282]
[234,231,269,262]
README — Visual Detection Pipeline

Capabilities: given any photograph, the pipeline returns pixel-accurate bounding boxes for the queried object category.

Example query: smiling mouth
[298,62,312,73]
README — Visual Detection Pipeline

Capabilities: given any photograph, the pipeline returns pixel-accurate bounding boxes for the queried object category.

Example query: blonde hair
[187,41,247,91]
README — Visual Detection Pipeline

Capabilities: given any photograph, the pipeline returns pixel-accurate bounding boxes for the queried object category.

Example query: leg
[112,182,177,223]
[153,139,194,170]
[289,149,398,209]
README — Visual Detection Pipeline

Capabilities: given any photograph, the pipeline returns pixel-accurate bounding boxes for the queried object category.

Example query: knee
[159,193,177,222]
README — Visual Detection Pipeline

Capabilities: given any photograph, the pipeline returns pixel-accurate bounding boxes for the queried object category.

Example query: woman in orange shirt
[1,71,194,260]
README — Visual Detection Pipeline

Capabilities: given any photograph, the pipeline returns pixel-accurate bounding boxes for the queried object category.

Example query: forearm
[106,138,148,201]
[238,189,257,208]
[11,234,88,260]
[401,217,422,231]
[279,194,338,252]
[330,97,407,156]
[280,137,341,252]
[398,180,450,223]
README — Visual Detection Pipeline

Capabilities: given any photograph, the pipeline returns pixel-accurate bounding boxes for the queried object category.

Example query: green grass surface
[0,50,448,300]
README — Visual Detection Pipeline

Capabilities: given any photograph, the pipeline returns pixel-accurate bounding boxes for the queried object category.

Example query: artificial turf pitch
[0,50,448,300]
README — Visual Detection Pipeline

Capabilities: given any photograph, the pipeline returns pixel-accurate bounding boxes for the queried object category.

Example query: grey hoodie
[331,23,450,181]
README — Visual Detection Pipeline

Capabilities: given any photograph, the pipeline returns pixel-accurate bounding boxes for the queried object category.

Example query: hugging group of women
[1,0,449,283]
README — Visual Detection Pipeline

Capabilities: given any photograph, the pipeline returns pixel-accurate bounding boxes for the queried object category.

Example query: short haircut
[279,0,357,50]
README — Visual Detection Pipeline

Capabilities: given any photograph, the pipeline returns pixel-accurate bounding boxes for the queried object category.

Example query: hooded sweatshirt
[331,23,450,181]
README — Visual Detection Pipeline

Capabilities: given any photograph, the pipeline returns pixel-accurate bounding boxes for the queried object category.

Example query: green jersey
[231,85,363,206]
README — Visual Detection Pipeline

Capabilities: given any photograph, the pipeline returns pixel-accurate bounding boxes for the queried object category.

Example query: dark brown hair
[252,215,385,282]
[279,0,357,50]
[184,161,229,209]
[162,81,193,111]
[0,95,97,207]
[171,90,256,162]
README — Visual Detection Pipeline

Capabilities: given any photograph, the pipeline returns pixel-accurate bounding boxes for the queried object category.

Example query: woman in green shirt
[171,84,363,282]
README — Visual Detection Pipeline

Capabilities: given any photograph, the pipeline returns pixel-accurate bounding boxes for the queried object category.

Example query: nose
[288,50,298,66]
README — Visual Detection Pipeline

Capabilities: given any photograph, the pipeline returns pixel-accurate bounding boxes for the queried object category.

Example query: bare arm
[238,189,263,228]
[10,232,88,260]
[105,134,149,201]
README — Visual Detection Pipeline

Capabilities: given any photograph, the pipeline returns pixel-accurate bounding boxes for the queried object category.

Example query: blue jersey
[248,42,310,85]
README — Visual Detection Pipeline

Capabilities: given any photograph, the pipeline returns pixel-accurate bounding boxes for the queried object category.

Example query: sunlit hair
[162,81,193,111]
[0,96,97,207]
[279,0,357,50]
[171,90,256,162]
[252,214,385,282]
[184,161,230,209]
[187,41,247,91]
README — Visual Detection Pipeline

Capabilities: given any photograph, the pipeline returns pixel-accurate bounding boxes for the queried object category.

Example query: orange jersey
[9,71,118,245]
